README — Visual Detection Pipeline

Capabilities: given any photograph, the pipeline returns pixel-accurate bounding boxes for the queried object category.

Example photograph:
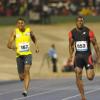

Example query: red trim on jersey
[88,55,93,65]
[89,31,94,41]
[68,32,72,41]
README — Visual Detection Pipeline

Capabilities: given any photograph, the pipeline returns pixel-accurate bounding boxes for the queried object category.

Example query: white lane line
[0,86,49,96]
[13,87,76,100]
[62,88,100,100]
[0,85,76,96]
[0,78,100,98]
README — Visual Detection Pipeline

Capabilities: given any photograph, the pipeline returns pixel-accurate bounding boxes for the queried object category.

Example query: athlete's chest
[72,28,90,52]
[16,32,30,38]
[72,29,89,41]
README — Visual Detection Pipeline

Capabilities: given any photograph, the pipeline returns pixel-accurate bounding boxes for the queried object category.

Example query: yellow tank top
[15,27,32,57]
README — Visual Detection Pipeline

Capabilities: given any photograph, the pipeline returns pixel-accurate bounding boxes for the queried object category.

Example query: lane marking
[0,77,99,96]
[0,78,76,96]
[62,88,100,100]
[0,86,49,96]
[0,77,100,99]
[13,87,76,100]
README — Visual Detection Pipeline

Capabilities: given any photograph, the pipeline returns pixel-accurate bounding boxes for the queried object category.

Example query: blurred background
[0,0,100,24]
[0,0,100,80]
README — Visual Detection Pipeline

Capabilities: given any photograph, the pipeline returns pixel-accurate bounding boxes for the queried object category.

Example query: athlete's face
[76,18,84,29]
[17,20,25,31]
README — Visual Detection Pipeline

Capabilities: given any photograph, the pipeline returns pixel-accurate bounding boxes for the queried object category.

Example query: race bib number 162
[19,43,29,52]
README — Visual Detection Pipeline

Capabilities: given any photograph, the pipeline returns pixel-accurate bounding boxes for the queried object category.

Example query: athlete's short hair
[16,18,25,23]
[76,15,84,21]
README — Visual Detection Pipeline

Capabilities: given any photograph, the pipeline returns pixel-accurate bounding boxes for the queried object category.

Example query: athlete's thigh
[24,64,31,72]
[24,54,32,72]
[16,56,24,74]
[24,54,32,65]
[84,53,94,70]
[74,54,84,69]
[84,54,95,79]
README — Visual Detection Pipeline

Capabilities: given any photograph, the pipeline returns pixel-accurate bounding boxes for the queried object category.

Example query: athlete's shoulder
[25,26,31,31]
[83,26,94,35]
[70,28,77,36]
[68,28,76,33]
[83,26,90,31]
[68,28,76,40]
[71,28,76,32]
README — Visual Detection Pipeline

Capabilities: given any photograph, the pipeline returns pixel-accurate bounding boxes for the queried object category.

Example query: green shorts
[16,54,32,74]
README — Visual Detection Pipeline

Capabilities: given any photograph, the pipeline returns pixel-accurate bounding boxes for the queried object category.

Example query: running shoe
[22,91,27,97]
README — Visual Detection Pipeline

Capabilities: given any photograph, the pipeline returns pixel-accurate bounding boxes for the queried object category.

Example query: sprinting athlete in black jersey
[67,16,100,100]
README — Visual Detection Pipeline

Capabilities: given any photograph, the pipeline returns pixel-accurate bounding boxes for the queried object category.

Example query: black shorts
[74,53,93,70]
[16,54,32,74]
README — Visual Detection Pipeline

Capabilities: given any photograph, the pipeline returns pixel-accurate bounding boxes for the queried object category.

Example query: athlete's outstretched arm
[69,38,74,60]
[91,37,100,61]
[7,31,16,50]
[68,31,74,60]
[89,31,100,62]
[30,30,39,53]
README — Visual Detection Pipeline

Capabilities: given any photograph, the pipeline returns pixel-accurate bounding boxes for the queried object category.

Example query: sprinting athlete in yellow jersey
[7,18,39,97]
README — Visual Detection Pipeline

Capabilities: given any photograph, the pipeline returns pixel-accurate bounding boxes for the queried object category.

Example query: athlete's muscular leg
[75,67,86,100]
[17,57,25,81]
[19,74,24,81]
[86,69,95,80]
[23,64,31,92]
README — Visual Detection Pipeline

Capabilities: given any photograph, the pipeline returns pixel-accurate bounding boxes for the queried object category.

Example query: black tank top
[71,26,91,54]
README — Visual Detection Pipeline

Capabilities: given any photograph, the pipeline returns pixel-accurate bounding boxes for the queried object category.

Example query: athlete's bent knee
[87,75,94,80]
[87,70,95,81]
[19,74,24,81]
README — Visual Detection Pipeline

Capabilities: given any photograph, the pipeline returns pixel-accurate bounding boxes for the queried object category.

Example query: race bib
[19,42,29,52]
[76,41,88,51]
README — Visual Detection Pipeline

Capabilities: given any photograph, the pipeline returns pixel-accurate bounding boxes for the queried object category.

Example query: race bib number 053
[19,42,29,52]
[76,41,88,51]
